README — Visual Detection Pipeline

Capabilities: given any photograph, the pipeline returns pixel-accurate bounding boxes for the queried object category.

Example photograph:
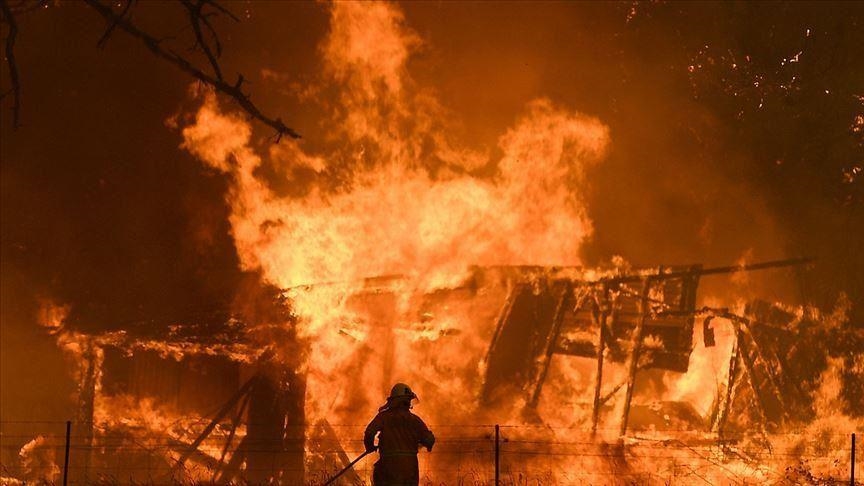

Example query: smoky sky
[1,1,862,428]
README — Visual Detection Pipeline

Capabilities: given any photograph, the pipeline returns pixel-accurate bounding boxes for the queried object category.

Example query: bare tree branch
[82,0,300,140]
[96,0,135,49]
[0,0,21,129]
[198,13,223,56]
[199,0,238,23]
[9,0,47,16]
[180,0,226,81]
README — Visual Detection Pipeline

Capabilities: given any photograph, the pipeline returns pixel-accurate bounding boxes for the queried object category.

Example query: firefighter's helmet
[388,382,418,401]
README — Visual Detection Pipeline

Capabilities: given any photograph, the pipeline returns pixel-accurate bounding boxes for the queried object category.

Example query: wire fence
[0,421,859,485]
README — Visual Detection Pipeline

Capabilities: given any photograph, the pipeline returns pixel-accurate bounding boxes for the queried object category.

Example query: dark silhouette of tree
[0,0,300,140]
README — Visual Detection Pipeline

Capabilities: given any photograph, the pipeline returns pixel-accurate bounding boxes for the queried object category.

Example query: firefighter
[363,383,435,486]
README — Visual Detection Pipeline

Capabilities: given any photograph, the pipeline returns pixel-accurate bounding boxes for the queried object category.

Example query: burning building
[26,255,859,484]
[2,1,863,485]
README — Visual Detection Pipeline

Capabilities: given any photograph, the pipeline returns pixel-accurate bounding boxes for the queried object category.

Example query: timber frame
[481,257,812,439]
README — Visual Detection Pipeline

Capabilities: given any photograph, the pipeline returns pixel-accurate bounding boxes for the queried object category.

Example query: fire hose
[322,449,373,485]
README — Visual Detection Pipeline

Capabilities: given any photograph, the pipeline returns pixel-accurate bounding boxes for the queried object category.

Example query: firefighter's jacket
[363,405,435,485]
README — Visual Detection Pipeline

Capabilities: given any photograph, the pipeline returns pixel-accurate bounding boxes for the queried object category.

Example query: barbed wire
[1,420,857,485]
[1,420,858,435]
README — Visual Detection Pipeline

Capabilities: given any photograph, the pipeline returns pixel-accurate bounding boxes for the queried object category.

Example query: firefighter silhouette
[363,383,435,486]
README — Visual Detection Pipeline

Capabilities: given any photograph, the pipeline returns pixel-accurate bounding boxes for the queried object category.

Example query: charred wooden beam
[600,378,633,406]
[735,325,788,429]
[75,339,99,483]
[527,283,575,409]
[213,389,252,481]
[246,371,287,483]
[216,434,251,483]
[696,306,798,435]
[619,278,652,438]
[316,419,361,484]
[482,283,520,369]
[587,257,813,285]
[175,375,258,469]
[164,436,222,473]
[590,285,610,436]
[711,334,741,436]
[282,366,307,484]
[480,282,561,406]
[733,328,774,438]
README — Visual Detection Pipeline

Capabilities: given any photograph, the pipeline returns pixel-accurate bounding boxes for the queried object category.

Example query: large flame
[181,2,608,296]
[178,2,613,474]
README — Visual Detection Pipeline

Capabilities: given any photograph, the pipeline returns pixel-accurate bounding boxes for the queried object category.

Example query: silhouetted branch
[8,0,47,16]
[180,0,230,81]
[83,0,300,140]
[0,0,21,128]
[199,0,238,23]
[96,0,135,49]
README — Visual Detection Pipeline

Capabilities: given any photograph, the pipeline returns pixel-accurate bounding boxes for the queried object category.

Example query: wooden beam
[77,339,98,483]
[712,335,740,436]
[619,278,652,438]
[318,419,360,484]
[175,375,258,469]
[527,283,575,409]
[212,388,252,481]
[215,434,251,483]
[590,285,610,436]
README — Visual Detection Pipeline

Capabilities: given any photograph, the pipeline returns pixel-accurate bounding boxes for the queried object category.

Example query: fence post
[494,424,500,486]
[63,420,71,486]
[852,432,856,486]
